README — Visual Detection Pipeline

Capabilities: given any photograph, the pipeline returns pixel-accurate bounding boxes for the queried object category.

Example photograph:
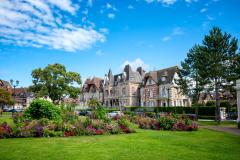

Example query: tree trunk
[215,78,221,124]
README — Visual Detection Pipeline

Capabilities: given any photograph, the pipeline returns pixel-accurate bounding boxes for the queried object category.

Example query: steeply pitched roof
[105,65,143,86]
[83,77,104,92]
[0,80,12,88]
[143,66,178,85]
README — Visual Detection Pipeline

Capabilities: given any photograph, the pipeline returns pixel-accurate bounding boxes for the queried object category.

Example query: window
[148,79,152,85]
[150,89,153,98]
[122,88,126,95]
[162,87,166,97]
[161,77,166,82]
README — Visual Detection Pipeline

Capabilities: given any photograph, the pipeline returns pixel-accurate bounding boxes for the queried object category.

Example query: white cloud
[96,49,103,56]
[145,0,198,5]
[185,0,198,3]
[207,15,214,20]
[121,58,150,71]
[47,0,78,15]
[106,3,117,11]
[172,27,184,35]
[108,13,115,19]
[88,0,93,7]
[200,8,207,13]
[128,5,134,9]
[162,27,184,42]
[145,0,177,5]
[99,28,109,34]
[0,0,106,52]
[162,36,171,42]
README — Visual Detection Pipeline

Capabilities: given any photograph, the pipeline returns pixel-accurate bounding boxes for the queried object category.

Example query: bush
[43,128,63,137]
[197,106,215,116]
[132,114,198,131]
[94,106,107,120]
[0,122,12,138]
[25,99,61,120]
[205,101,215,106]
[159,115,177,130]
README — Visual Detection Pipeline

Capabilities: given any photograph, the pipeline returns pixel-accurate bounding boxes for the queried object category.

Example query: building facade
[140,66,191,107]
[103,65,145,107]
[81,77,104,106]
[0,80,12,93]
[81,66,191,108]
[13,88,34,109]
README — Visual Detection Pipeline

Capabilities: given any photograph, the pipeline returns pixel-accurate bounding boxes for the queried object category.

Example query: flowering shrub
[0,122,12,138]
[115,117,135,133]
[137,117,160,130]
[132,114,198,131]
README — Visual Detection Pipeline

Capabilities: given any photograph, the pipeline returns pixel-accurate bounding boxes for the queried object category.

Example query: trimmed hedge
[124,106,216,118]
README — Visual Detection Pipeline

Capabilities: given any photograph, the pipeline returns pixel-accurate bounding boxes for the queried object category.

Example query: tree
[177,45,207,104]
[178,27,239,123]
[0,88,14,109]
[200,27,239,123]
[29,63,81,104]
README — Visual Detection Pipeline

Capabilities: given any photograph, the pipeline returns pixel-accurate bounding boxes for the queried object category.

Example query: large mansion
[81,65,191,107]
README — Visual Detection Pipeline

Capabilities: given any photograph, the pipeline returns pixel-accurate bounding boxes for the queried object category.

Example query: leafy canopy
[177,26,239,122]
[29,63,81,104]
[0,88,14,107]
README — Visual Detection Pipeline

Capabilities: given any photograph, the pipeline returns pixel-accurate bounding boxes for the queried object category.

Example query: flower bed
[0,99,135,139]
[130,114,198,131]
[0,115,135,139]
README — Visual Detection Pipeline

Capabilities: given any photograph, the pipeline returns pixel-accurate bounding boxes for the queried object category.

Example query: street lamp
[10,79,19,110]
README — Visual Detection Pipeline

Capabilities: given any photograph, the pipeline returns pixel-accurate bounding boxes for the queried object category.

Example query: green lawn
[0,129,239,160]
[1,113,240,160]
[0,112,14,126]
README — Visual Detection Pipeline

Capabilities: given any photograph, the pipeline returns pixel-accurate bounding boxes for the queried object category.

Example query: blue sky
[0,0,239,87]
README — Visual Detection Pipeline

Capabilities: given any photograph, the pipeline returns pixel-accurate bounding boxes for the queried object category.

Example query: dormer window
[149,79,152,85]
[161,77,166,82]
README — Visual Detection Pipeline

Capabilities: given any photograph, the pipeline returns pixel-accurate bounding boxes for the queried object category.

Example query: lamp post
[10,79,19,112]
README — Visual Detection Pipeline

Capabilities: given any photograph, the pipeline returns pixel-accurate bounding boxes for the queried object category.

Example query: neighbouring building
[0,80,34,109]
[0,79,12,93]
[13,88,34,109]
[140,66,191,107]
[81,77,104,106]
[103,65,145,107]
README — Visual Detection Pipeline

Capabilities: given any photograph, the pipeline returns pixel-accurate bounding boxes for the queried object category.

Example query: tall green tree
[0,88,14,109]
[29,63,81,104]
[178,27,239,123]
[177,45,207,104]
[200,27,239,122]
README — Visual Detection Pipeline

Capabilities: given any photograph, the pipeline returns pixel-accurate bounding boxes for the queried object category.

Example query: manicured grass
[0,129,239,160]
[1,114,239,160]
[0,112,14,126]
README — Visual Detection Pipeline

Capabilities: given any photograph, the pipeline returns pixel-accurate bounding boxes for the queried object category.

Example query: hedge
[124,106,216,117]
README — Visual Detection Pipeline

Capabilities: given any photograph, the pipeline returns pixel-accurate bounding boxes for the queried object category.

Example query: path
[200,125,240,136]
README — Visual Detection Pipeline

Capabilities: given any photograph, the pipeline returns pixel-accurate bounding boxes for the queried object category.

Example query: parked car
[8,109,24,112]
[108,111,123,118]
[79,110,88,116]
[3,108,13,112]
